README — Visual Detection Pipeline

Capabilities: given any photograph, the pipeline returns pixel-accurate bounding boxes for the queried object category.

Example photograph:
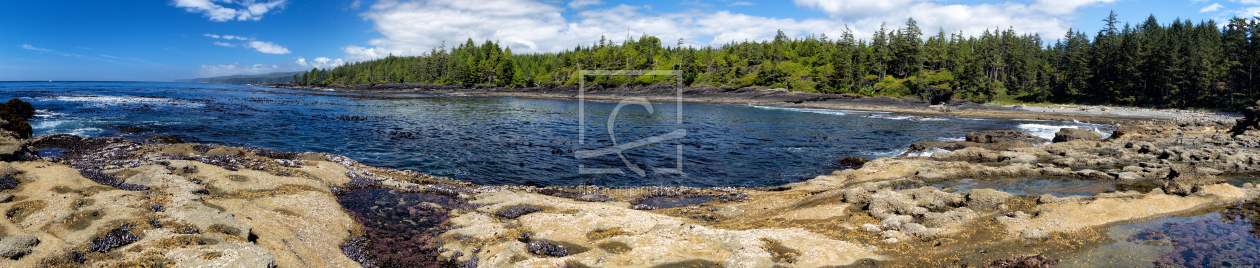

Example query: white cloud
[296,57,346,69]
[247,41,291,54]
[343,0,1109,63]
[1030,0,1120,16]
[350,0,362,9]
[569,0,603,9]
[793,0,914,20]
[223,35,251,40]
[20,44,52,52]
[198,63,282,77]
[171,0,287,22]
[204,33,220,38]
[1201,3,1225,12]
[728,1,753,6]
[214,41,236,47]
[1231,0,1260,5]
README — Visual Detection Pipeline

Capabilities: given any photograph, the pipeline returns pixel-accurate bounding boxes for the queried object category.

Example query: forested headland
[295,12,1260,111]
[178,72,300,84]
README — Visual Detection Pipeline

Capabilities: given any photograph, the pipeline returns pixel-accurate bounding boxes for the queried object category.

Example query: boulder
[0,137,38,162]
[0,236,39,259]
[145,135,185,144]
[0,99,35,139]
[1158,165,1226,196]
[965,189,1013,210]
[838,156,868,167]
[1052,128,1102,143]
[965,130,1048,144]
[1230,100,1260,135]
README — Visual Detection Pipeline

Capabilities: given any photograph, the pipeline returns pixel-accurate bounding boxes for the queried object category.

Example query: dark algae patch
[338,188,454,267]
[1127,200,1260,268]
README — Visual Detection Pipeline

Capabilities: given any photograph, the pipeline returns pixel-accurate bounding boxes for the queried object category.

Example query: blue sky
[3,0,1258,82]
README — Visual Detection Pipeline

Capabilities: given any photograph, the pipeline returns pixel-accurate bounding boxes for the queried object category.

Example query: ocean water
[0,81,1110,188]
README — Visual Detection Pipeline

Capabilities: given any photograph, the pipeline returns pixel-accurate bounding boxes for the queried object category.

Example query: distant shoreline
[261,83,1242,124]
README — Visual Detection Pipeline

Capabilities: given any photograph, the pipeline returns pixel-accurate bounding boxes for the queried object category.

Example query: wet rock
[495,206,542,219]
[1158,165,1226,196]
[527,240,568,257]
[0,99,35,139]
[1052,128,1102,143]
[88,223,140,253]
[144,135,184,144]
[0,236,39,259]
[0,137,38,162]
[838,156,868,167]
[966,130,1048,144]
[966,189,1013,210]
[987,254,1059,268]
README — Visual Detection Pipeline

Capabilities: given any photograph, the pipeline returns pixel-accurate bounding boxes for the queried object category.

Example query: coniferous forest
[296,12,1260,110]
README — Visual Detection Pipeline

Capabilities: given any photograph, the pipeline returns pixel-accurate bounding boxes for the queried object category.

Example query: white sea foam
[1018,124,1079,140]
[45,95,204,108]
[1018,123,1115,140]
[750,106,890,116]
[904,148,949,157]
[938,136,966,142]
[34,109,66,118]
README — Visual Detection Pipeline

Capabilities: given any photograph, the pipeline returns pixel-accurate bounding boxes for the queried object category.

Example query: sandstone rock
[1020,229,1048,240]
[1053,128,1102,143]
[0,137,37,162]
[0,236,38,259]
[966,189,1013,210]
[1159,165,1226,196]
[869,190,927,218]
[922,207,977,229]
[903,187,964,211]
[966,130,1048,144]
[0,194,11,203]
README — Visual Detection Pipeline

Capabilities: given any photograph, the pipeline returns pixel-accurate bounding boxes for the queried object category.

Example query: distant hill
[176,72,301,84]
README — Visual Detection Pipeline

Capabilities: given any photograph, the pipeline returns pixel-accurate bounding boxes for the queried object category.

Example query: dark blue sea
[0,81,1109,188]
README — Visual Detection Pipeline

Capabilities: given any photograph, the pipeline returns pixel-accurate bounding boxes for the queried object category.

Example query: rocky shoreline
[0,100,1258,267]
[263,83,1243,123]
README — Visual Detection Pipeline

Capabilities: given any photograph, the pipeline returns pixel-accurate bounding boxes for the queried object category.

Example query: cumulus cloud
[204,33,221,38]
[171,0,287,22]
[247,41,291,54]
[568,0,604,9]
[214,41,236,47]
[340,0,1113,62]
[296,57,347,69]
[1029,0,1119,16]
[1201,3,1225,12]
[198,62,282,77]
[728,1,754,6]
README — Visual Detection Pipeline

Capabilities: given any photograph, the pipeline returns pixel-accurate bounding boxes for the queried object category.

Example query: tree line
[296,12,1260,110]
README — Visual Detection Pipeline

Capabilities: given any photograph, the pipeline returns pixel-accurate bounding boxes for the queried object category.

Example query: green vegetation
[297,13,1260,110]
[176,72,300,84]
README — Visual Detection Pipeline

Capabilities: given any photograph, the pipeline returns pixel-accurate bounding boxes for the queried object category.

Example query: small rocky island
[0,98,1258,267]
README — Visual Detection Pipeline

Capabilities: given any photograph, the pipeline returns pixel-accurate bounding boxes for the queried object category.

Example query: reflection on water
[1063,201,1260,268]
